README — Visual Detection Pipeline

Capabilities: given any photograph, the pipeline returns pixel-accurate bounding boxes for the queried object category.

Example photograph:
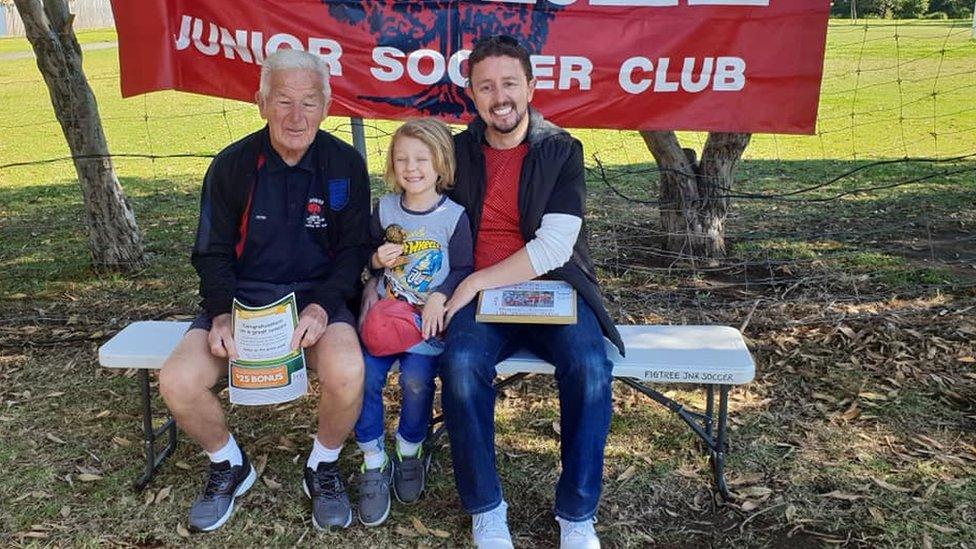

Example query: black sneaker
[358,456,394,527]
[393,447,428,504]
[302,461,353,530]
[187,453,256,532]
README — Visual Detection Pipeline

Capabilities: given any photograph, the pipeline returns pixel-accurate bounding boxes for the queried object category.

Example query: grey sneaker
[392,447,427,503]
[187,453,256,532]
[302,461,353,530]
[357,456,394,527]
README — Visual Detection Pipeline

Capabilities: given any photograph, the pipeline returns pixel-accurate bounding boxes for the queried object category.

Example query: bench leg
[619,378,734,501]
[134,369,178,491]
[709,384,731,502]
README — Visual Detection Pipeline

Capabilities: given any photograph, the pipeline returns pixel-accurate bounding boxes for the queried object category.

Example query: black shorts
[188,303,354,332]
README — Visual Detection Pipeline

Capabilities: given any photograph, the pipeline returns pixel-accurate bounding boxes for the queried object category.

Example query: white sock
[207,433,243,467]
[358,438,387,470]
[396,432,422,457]
[306,437,342,470]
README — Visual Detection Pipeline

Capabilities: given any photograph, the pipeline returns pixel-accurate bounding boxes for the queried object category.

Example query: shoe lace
[560,519,596,542]
[312,467,345,499]
[473,508,508,537]
[202,467,235,498]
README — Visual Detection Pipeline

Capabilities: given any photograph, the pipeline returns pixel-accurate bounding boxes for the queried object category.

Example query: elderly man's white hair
[258,49,331,100]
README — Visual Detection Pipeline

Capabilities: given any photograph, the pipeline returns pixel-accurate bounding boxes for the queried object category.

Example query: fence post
[350,117,367,166]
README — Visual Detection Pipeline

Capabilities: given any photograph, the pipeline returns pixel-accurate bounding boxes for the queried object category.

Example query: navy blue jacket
[191,127,371,318]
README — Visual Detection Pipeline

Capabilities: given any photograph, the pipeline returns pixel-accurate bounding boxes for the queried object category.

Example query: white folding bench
[99,321,754,499]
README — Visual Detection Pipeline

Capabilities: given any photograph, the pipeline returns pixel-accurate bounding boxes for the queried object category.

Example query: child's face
[393,136,439,197]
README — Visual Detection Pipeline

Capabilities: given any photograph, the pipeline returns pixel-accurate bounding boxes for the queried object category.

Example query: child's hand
[374,242,404,268]
[421,293,447,339]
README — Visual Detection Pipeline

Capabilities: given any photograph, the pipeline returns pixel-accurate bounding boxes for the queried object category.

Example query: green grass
[0,28,118,55]
[1,19,975,548]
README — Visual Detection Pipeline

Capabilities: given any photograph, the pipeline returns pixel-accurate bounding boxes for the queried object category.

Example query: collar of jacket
[465,107,568,149]
[246,125,335,174]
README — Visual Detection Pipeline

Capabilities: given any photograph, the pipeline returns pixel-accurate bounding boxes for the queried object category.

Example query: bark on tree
[14,0,144,269]
[639,130,751,259]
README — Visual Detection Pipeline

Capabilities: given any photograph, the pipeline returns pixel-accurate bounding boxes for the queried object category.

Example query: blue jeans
[354,351,438,447]
[439,295,613,520]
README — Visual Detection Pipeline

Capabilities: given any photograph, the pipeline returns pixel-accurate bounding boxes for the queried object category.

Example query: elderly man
[159,49,370,532]
[439,36,625,549]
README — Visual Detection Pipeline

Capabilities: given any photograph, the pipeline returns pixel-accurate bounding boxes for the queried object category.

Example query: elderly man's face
[466,55,535,138]
[258,69,328,164]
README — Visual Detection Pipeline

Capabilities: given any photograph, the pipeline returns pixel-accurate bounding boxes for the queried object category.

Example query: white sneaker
[472,500,514,549]
[557,516,600,549]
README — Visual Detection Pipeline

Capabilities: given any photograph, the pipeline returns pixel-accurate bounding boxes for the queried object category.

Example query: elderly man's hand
[291,303,329,350]
[208,313,238,360]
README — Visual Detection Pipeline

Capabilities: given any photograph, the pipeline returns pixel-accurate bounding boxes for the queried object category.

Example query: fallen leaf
[19,532,49,539]
[263,476,282,490]
[617,465,637,482]
[430,528,450,539]
[552,420,561,436]
[254,454,269,477]
[155,485,172,504]
[811,392,837,403]
[957,356,975,363]
[784,504,797,522]
[46,433,66,444]
[77,473,102,482]
[872,477,912,493]
[868,506,885,524]
[741,500,760,512]
[728,472,764,487]
[411,516,430,536]
[839,402,860,421]
[60,506,71,518]
[395,525,419,537]
[819,490,862,501]
[923,522,959,535]
[737,486,773,499]
[94,410,111,419]
[112,436,132,447]
[175,461,192,471]
[176,523,190,538]
[144,490,156,506]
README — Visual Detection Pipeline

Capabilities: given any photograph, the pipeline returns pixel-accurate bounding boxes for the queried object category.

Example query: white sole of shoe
[303,478,353,530]
[195,464,256,533]
[359,495,391,527]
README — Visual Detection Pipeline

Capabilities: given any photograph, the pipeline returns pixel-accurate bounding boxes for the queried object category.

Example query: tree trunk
[14,0,144,269]
[640,130,751,260]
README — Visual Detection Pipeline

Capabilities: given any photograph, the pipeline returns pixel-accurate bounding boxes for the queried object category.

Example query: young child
[354,118,472,527]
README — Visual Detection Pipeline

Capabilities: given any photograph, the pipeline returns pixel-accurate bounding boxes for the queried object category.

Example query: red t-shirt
[475,143,529,270]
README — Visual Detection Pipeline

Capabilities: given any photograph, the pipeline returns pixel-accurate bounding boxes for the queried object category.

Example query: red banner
[110,1,829,134]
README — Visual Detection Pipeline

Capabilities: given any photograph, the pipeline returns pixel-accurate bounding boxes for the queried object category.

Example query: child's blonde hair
[384,118,455,193]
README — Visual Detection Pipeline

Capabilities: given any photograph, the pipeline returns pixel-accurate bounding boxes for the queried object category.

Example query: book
[475,280,577,325]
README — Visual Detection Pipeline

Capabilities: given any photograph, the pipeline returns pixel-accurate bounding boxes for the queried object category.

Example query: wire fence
[1,20,974,327]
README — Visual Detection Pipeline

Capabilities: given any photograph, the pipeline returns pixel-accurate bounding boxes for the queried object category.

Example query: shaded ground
[1,157,974,547]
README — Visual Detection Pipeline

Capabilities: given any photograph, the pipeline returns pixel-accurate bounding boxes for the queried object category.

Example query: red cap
[360,299,424,357]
